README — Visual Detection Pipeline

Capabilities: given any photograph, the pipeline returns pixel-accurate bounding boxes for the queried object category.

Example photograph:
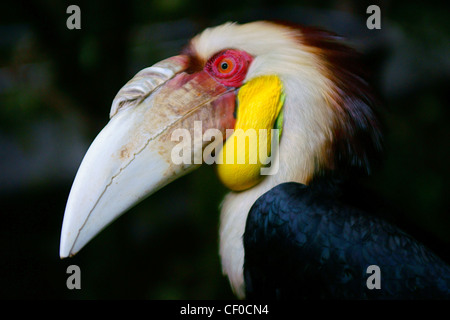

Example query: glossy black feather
[243,182,450,299]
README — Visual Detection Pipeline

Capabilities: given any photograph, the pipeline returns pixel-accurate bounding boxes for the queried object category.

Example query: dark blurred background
[0,0,448,299]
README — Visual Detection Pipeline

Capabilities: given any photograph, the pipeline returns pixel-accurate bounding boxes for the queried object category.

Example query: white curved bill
[60,62,236,258]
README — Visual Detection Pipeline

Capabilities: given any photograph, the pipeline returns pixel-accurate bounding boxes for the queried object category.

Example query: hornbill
[59,21,450,299]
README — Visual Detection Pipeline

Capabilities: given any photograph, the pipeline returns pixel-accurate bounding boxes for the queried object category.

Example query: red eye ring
[205,49,253,87]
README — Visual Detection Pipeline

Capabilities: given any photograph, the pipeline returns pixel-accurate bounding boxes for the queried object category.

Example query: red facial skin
[204,49,254,88]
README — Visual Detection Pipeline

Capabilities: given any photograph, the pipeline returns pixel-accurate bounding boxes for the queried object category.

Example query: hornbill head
[60,21,381,297]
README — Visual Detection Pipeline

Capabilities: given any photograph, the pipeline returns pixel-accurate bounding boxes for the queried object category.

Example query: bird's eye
[217,58,234,74]
[219,60,231,73]
[205,49,253,87]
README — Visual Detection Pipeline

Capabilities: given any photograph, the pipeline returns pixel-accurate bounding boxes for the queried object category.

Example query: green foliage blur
[0,0,448,299]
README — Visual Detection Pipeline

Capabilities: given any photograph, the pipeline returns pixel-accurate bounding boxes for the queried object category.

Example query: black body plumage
[243,182,450,299]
